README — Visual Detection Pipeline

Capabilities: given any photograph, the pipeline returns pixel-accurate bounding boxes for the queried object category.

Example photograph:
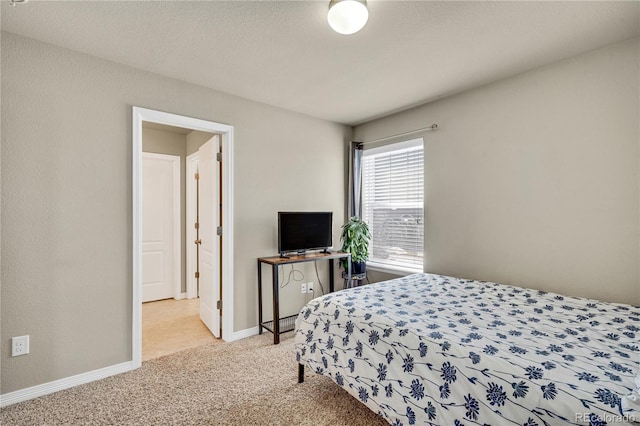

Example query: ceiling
[2,1,638,126]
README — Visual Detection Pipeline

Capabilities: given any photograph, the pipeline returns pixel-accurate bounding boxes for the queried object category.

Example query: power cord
[276,262,328,298]
[279,265,304,288]
[313,261,326,295]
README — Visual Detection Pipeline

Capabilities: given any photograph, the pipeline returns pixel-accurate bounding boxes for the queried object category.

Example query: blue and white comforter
[294,273,640,425]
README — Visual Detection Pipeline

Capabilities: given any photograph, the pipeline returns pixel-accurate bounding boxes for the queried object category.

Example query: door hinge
[194,172,200,180]
[216,300,222,310]
[194,222,199,229]
[195,271,200,279]
[216,226,222,236]
[216,152,222,162]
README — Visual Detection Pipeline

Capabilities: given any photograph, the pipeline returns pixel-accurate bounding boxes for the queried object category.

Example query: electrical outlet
[301,283,307,294]
[12,335,30,357]
[307,282,314,293]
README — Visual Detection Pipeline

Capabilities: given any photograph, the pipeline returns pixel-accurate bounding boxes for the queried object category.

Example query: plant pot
[352,261,366,275]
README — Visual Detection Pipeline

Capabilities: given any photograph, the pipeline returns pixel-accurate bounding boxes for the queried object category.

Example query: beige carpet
[1,333,387,425]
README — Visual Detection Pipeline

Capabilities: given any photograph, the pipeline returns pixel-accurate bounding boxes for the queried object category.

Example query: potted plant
[340,216,371,275]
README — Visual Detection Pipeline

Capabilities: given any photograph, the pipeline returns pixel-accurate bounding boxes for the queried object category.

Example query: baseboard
[0,361,136,408]
[2,327,265,407]
[174,292,187,300]
[228,326,259,341]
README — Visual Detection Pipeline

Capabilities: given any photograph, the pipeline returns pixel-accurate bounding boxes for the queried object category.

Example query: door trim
[141,152,181,302]
[132,107,235,369]
[185,151,200,300]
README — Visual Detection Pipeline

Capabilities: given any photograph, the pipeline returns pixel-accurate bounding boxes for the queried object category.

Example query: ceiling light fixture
[327,0,369,35]
[10,0,29,6]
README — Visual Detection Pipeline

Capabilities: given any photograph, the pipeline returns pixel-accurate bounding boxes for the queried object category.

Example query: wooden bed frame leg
[298,363,305,383]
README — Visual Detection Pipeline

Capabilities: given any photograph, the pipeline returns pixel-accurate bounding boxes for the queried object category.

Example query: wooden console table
[257,251,351,344]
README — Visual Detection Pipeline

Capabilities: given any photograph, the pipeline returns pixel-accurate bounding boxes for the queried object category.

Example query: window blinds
[362,138,424,273]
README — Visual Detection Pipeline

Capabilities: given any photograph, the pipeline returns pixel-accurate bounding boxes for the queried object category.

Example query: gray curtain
[349,141,364,218]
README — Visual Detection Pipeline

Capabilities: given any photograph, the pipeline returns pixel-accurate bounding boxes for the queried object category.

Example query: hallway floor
[142,298,218,361]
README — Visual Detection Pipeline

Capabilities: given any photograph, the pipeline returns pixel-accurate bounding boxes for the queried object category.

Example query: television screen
[278,212,333,255]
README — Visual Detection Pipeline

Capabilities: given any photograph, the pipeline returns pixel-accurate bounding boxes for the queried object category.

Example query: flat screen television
[278,212,333,256]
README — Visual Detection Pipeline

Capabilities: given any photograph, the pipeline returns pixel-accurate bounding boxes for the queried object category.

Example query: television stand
[257,251,351,344]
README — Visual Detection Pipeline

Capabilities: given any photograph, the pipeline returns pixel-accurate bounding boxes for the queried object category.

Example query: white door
[198,137,221,337]
[142,153,180,303]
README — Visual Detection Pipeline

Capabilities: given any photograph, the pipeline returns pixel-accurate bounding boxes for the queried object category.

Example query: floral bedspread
[294,273,640,425]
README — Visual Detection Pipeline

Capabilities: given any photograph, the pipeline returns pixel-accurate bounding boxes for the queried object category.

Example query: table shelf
[257,251,351,344]
[260,314,298,335]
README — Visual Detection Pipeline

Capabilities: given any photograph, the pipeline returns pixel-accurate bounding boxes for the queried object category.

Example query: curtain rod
[357,124,438,146]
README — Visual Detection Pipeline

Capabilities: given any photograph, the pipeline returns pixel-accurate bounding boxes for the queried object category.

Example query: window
[361,138,424,273]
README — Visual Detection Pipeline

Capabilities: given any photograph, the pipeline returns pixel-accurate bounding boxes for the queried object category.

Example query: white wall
[355,37,640,305]
[0,32,349,395]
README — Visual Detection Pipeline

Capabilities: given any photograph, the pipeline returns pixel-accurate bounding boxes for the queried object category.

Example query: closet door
[142,153,180,302]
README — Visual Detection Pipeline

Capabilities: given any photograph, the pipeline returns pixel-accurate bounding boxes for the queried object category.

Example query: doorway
[132,107,234,368]
[140,125,217,360]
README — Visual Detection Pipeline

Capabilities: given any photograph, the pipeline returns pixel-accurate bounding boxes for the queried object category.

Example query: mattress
[294,273,640,425]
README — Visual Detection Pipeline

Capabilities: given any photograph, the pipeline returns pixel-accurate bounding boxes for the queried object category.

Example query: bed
[294,273,640,425]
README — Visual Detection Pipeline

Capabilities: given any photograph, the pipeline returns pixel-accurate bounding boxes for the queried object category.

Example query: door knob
[194,239,202,245]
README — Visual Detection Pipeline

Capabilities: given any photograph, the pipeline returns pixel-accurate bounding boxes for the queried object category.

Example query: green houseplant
[340,216,371,274]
